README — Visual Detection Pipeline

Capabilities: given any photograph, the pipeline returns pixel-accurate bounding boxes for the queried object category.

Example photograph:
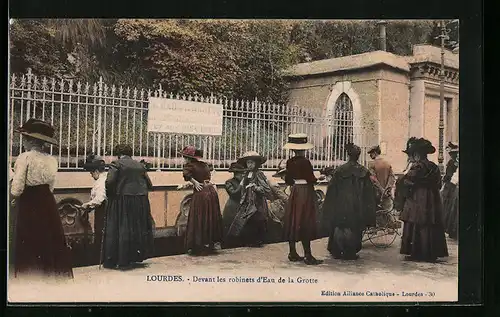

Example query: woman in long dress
[283,134,323,265]
[396,137,449,262]
[103,144,155,269]
[10,118,73,279]
[227,151,271,247]
[441,142,459,239]
[181,146,223,255]
[222,162,246,248]
[323,143,377,260]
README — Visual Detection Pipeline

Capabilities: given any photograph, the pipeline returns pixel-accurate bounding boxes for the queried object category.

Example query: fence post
[26,68,32,120]
[97,77,103,157]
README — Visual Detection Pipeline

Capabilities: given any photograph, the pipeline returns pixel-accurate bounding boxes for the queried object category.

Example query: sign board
[147,97,223,136]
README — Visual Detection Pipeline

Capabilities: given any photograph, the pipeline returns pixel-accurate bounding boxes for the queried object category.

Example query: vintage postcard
[7,19,459,303]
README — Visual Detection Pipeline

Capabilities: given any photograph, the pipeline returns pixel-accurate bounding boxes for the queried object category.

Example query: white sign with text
[147,97,223,136]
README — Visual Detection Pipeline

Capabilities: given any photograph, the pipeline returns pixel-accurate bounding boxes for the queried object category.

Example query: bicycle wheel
[367,210,399,248]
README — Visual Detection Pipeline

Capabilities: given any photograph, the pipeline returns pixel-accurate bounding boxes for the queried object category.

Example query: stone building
[284,44,459,173]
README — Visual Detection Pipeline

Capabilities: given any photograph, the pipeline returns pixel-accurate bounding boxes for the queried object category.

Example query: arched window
[322,93,354,161]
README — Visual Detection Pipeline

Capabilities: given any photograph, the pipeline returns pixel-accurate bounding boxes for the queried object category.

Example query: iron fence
[9,70,368,171]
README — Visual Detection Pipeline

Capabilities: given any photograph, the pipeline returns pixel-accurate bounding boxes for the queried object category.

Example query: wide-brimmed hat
[446,142,459,153]
[228,162,246,173]
[368,145,381,155]
[14,118,58,146]
[178,146,204,161]
[83,154,106,171]
[237,151,267,167]
[283,133,314,150]
[403,137,435,155]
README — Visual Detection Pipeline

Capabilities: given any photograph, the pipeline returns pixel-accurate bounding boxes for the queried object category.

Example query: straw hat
[14,118,58,146]
[178,146,204,161]
[237,151,267,167]
[283,133,313,150]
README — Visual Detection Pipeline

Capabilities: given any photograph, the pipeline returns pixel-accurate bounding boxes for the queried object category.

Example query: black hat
[368,145,381,155]
[402,137,418,154]
[83,154,106,171]
[345,142,361,157]
[414,138,436,154]
[403,137,436,155]
[446,142,459,153]
[14,118,58,145]
[228,162,246,173]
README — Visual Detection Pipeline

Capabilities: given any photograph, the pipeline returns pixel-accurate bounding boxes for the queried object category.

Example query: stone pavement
[7,236,458,303]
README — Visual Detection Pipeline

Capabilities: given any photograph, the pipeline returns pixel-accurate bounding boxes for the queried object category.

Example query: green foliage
[10,19,452,103]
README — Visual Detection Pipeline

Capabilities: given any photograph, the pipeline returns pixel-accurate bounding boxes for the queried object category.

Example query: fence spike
[98,76,104,95]
[76,81,82,93]
[11,73,16,87]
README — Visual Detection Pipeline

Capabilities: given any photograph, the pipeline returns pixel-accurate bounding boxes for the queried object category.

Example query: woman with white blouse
[80,154,107,250]
[10,119,73,279]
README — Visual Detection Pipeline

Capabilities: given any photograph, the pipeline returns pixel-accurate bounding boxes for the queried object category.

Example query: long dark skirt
[441,183,458,239]
[103,195,154,267]
[185,185,223,251]
[327,227,363,258]
[400,222,449,261]
[222,199,242,248]
[13,185,73,279]
[283,184,317,242]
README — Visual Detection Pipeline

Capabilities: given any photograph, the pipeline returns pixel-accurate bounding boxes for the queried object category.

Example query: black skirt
[103,195,154,267]
[13,185,74,279]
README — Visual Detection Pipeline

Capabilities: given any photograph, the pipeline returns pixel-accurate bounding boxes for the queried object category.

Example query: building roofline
[284,50,410,78]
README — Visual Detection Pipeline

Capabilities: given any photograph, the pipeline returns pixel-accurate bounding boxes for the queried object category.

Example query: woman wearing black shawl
[395,138,449,262]
[322,143,377,260]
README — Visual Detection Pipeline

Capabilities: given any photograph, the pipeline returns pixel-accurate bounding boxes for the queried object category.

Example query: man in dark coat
[322,143,377,260]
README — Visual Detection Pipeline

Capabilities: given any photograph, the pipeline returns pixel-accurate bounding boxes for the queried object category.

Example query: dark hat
[237,151,267,167]
[14,118,58,145]
[83,154,106,171]
[415,138,436,154]
[368,145,381,155]
[228,162,246,173]
[402,137,418,154]
[404,137,436,155]
[345,142,361,157]
[178,145,204,161]
[446,142,459,153]
[283,133,314,150]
